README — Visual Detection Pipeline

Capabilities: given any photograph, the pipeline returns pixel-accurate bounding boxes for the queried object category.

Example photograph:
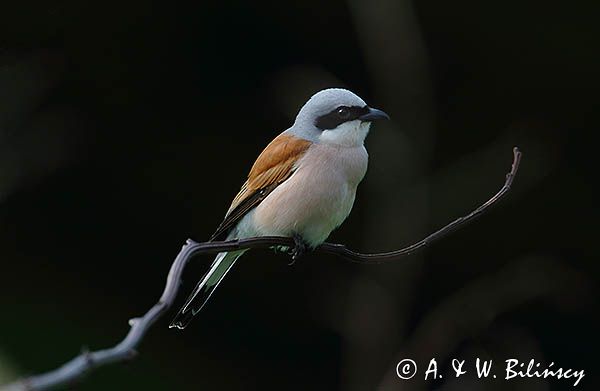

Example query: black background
[0,1,597,390]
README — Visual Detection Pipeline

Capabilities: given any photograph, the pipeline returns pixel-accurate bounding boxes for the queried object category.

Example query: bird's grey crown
[287,88,368,141]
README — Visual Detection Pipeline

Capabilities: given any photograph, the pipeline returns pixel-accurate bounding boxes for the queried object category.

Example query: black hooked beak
[359,107,390,122]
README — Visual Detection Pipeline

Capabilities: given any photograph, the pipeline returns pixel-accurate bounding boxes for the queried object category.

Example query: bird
[169,88,389,329]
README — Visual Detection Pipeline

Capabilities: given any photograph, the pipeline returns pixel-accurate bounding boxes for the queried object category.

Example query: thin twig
[1,148,521,391]
[320,146,522,263]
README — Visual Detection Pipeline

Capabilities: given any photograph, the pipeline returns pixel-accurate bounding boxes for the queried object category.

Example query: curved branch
[320,146,522,263]
[1,147,521,391]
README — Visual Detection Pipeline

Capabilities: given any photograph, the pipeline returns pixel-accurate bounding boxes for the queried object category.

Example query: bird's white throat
[318,120,371,147]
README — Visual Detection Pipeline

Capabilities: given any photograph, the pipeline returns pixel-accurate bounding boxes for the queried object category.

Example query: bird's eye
[337,106,350,118]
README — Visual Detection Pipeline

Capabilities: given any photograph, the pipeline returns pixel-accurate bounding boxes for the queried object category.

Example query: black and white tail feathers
[169,250,244,329]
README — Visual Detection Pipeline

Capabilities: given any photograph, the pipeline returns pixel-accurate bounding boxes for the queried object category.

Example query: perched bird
[169,88,389,329]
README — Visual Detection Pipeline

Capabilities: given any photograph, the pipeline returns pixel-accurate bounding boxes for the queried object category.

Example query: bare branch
[318,147,521,263]
[1,148,521,391]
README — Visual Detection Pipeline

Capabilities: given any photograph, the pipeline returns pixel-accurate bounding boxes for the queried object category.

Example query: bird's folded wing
[210,133,312,240]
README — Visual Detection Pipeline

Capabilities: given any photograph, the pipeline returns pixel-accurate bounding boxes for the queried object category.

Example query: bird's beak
[359,107,390,122]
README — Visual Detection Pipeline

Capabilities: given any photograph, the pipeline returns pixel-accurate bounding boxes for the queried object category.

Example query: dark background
[0,1,597,390]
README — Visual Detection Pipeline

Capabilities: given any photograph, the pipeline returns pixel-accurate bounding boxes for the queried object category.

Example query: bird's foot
[289,234,308,265]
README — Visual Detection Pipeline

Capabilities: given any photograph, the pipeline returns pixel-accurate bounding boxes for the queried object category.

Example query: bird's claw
[288,234,308,265]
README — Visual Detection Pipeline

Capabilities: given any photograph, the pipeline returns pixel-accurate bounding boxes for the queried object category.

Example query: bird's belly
[237,144,367,247]
[250,178,356,246]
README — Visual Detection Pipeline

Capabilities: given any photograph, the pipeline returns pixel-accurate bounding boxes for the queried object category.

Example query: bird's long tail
[169,250,245,329]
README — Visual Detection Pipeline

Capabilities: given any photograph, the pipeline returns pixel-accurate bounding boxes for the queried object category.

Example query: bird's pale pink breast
[249,143,368,245]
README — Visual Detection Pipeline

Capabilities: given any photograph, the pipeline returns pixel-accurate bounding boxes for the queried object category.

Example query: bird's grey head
[288,88,389,147]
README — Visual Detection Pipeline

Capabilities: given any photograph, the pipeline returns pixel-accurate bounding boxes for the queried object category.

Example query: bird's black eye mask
[315,105,370,130]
